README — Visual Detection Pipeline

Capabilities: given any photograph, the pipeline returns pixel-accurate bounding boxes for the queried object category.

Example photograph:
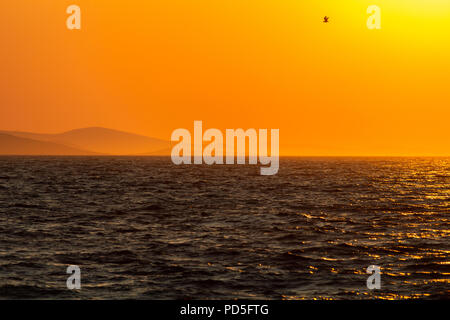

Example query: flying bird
[323,16,329,23]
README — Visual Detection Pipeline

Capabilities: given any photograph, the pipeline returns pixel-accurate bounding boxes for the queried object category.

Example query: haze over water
[0,157,448,299]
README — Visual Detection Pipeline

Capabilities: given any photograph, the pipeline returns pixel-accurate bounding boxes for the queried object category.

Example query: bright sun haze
[0,0,448,156]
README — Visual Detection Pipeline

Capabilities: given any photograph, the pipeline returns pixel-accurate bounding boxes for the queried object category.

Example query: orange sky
[0,0,449,156]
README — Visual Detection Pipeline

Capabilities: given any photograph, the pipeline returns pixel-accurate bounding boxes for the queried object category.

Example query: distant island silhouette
[0,127,171,155]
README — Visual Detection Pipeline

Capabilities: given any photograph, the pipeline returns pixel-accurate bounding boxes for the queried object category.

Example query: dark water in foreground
[0,157,448,299]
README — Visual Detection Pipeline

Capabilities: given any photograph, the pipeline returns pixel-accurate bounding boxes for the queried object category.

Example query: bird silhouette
[323,16,329,23]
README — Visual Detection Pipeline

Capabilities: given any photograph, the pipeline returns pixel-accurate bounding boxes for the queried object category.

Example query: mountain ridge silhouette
[0,127,171,155]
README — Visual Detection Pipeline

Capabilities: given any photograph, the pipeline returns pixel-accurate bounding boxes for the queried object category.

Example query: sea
[0,157,448,299]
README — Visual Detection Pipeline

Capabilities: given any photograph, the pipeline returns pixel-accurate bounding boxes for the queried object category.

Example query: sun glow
[384,0,450,17]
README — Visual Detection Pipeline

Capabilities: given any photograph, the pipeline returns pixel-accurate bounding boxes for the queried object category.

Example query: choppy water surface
[0,157,448,299]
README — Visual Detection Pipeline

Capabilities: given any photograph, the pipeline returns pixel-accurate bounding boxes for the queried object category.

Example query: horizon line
[0,155,448,158]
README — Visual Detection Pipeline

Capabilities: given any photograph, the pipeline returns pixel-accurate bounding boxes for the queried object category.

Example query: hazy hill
[1,127,171,155]
[0,133,97,155]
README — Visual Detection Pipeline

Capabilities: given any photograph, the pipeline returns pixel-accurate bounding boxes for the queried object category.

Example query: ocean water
[0,157,448,299]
